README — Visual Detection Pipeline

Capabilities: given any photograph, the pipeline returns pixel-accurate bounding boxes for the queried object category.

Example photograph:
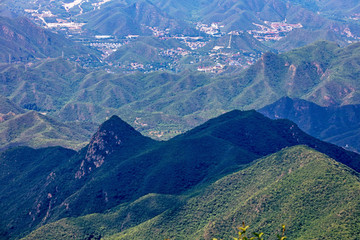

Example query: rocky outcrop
[75,115,146,179]
[75,128,122,179]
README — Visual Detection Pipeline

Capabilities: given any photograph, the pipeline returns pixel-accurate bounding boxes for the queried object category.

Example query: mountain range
[0,1,359,240]
[82,0,198,37]
[1,110,359,239]
[24,146,360,240]
[3,0,360,68]
[2,40,360,144]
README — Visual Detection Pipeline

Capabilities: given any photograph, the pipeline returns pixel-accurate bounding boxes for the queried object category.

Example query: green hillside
[0,95,24,115]
[3,41,360,143]
[272,29,346,52]
[2,110,360,239]
[106,36,189,66]
[22,145,360,240]
[0,96,96,151]
[0,111,96,151]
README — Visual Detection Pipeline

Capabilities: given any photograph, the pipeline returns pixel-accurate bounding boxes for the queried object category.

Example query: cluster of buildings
[197,63,225,73]
[89,42,123,57]
[147,26,170,37]
[196,22,224,36]
[21,5,307,73]
[248,21,303,41]
[160,48,190,57]
[171,36,207,50]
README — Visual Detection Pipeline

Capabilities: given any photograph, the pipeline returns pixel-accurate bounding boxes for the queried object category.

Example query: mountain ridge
[2,110,360,239]
[259,96,360,152]
[22,145,360,240]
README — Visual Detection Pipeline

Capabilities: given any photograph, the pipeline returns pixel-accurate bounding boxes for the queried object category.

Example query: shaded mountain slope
[23,145,360,240]
[2,110,360,239]
[0,146,77,240]
[259,97,360,152]
[0,115,158,239]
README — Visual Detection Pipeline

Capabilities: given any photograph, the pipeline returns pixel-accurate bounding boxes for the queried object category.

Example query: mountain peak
[98,115,142,138]
[75,115,145,179]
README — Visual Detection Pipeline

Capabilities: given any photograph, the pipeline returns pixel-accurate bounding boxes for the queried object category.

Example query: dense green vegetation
[2,110,360,239]
[0,2,359,240]
[2,40,360,143]
[22,146,360,240]
[0,146,77,240]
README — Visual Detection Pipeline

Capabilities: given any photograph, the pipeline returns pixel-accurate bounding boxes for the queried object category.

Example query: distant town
[20,5,360,73]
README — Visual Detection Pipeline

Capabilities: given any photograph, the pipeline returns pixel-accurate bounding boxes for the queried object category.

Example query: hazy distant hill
[259,97,360,152]
[0,16,99,63]
[290,0,360,18]
[3,0,360,56]
[271,28,347,52]
[199,32,271,53]
[148,0,204,19]
[82,0,197,37]
[1,110,360,239]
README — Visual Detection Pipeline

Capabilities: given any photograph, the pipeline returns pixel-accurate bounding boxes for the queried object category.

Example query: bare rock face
[85,129,122,168]
[76,129,122,179]
[75,115,144,179]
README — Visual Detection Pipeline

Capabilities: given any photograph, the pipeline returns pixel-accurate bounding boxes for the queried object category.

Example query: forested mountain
[24,146,360,240]
[0,1,360,239]
[1,40,360,143]
[1,111,360,239]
